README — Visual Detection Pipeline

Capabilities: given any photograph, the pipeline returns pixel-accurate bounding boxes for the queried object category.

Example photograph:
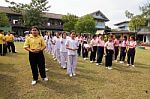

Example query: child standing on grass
[114,36,120,62]
[104,36,114,70]
[127,36,137,67]
[65,31,79,77]
[23,26,48,85]
[90,35,97,63]
[60,32,68,69]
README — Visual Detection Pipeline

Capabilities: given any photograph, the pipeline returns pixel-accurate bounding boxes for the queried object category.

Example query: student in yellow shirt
[0,30,7,56]
[23,26,48,85]
[5,31,16,53]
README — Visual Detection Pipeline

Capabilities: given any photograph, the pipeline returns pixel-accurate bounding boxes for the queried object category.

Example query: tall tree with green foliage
[62,14,78,32]
[0,12,9,27]
[125,10,146,32]
[140,2,150,30]
[5,0,50,27]
[75,15,96,34]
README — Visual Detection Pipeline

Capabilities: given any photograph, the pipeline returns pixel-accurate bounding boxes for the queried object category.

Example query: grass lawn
[0,42,150,99]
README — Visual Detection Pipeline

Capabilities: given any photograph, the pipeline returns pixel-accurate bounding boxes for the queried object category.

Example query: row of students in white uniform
[76,34,137,69]
[44,31,79,77]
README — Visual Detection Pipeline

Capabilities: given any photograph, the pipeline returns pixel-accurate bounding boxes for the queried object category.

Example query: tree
[0,12,9,27]
[62,14,78,32]
[140,2,150,30]
[125,10,134,19]
[5,0,50,27]
[128,15,146,32]
[75,15,96,34]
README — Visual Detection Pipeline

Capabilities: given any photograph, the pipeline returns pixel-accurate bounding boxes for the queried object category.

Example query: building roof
[108,31,136,34]
[89,10,109,22]
[137,32,150,35]
[114,21,129,26]
[0,6,63,19]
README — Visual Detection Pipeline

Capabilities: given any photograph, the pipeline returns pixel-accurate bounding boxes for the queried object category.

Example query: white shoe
[90,61,93,63]
[132,65,135,67]
[120,61,124,64]
[84,58,86,60]
[96,63,99,66]
[115,60,117,62]
[45,68,49,72]
[127,64,130,66]
[43,78,48,81]
[108,67,112,70]
[69,74,73,77]
[31,80,37,85]
[73,73,76,76]
[99,63,103,65]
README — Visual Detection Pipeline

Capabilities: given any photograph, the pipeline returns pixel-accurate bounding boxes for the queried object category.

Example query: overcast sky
[0,0,148,28]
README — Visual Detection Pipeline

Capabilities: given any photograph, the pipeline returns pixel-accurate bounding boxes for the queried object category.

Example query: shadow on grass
[40,79,85,96]
[0,63,18,73]
[0,74,19,99]
[134,62,150,69]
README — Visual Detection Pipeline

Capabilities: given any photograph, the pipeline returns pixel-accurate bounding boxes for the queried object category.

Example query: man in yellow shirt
[0,30,7,56]
[23,26,48,85]
[5,31,16,53]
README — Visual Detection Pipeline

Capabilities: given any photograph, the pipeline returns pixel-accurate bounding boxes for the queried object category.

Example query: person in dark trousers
[96,35,105,65]
[90,35,97,63]
[127,36,137,67]
[24,26,48,85]
[82,35,88,60]
[114,36,120,62]
[104,36,114,70]
[120,36,128,64]
[5,32,16,53]
[77,35,82,57]
[0,30,7,56]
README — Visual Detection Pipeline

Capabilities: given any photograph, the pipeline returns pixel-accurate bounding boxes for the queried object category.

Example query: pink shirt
[97,38,105,47]
[90,39,97,46]
[114,39,120,47]
[121,40,128,47]
[105,41,114,50]
[128,41,137,48]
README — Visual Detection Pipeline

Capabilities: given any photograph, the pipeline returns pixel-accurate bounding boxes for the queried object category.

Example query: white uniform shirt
[60,38,68,52]
[65,38,79,55]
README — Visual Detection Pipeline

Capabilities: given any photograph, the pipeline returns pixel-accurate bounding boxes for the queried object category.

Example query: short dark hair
[31,26,40,32]
[0,30,4,32]
[130,36,135,41]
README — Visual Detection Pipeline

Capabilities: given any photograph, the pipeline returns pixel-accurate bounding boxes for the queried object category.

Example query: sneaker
[127,64,130,66]
[96,63,99,66]
[132,65,135,67]
[43,78,48,81]
[84,58,86,60]
[108,67,112,70]
[115,60,118,62]
[31,80,37,85]
[69,74,73,77]
[73,73,76,76]
[120,61,124,64]
[45,68,49,72]
[99,63,103,65]
[90,61,93,63]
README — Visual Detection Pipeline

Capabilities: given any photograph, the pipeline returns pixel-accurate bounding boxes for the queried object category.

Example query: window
[13,19,18,24]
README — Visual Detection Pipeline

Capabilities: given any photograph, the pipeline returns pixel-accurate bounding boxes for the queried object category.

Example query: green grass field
[0,42,150,99]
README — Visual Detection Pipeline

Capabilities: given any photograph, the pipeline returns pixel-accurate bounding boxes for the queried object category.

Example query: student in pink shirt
[114,36,120,62]
[90,35,97,63]
[127,36,137,67]
[119,36,128,64]
[104,36,114,70]
[96,35,105,65]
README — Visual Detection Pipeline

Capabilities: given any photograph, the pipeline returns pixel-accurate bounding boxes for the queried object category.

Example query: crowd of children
[44,31,137,73]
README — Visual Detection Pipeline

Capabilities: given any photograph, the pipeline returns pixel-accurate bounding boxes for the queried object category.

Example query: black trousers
[127,48,135,65]
[0,44,7,56]
[114,46,119,60]
[120,47,126,61]
[7,42,16,53]
[77,44,81,56]
[97,46,104,63]
[90,46,97,61]
[29,51,46,80]
[82,43,88,58]
[105,49,114,67]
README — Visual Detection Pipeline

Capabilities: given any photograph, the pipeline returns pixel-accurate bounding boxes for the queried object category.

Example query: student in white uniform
[65,31,79,77]
[60,32,68,69]
[43,32,49,52]
[55,32,61,64]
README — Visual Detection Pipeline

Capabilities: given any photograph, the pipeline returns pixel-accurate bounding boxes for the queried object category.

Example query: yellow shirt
[23,34,46,50]
[5,34,14,42]
[0,34,5,44]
